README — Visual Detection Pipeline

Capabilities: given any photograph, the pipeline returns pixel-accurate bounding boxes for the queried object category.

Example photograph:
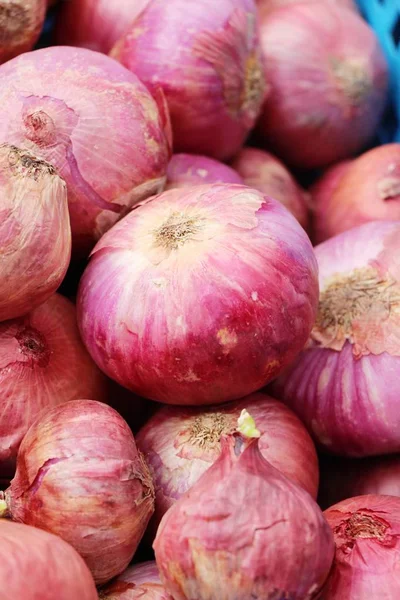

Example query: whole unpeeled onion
[322,496,400,599]
[78,183,319,405]
[272,221,400,457]
[0,294,107,475]
[154,422,334,599]
[257,3,388,168]
[166,154,243,190]
[0,0,46,64]
[100,561,169,600]
[1,399,155,585]
[0,143,71,322]
[313,145,400,242]
[111,0,267,160]
[232,146,309,228]
[0,46,171,256]
[0,520,97,600]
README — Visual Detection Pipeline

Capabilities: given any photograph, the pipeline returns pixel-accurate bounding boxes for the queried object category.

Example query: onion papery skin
[0,0,46,64]
[232,146,309,228]
[100,561,170,600]
[0,294,107,476]
[111,0,267,161]
[77,183,319,406]
[154,432,334,600]
[313,144,400,243]
[0,47,171,257]
[0,520,98,600]
[272,221,400,457]
[0,143,71,321]
[137,392,319,538]
[166,154,243,190]
[257,3,388,169]
[322,495,400,599]
[2,399,155,585]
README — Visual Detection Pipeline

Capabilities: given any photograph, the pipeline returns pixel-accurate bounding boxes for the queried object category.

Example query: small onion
[0,294,107,475]
[232,146,309,228]
[257,3,388,168]
[0,399,155,584]
[0,520,97,599]
[312,144,400,242]
[0,0,46,64]
[100,561,169,600]
[166,154,243,190]
[272,221,400,457]
[322,495,400,599]
[0,46,171,256]
[0,143,71,321]
[154,417,334,599]
[77,183,319,406]
[111,0,267,160]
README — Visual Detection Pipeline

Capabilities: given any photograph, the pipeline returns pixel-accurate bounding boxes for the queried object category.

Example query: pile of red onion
[100,561,169,600]
[0,0,46,64]
[166,154,243,189]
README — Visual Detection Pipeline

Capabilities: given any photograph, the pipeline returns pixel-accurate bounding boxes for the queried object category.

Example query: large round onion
[272,221,400,457]
[0,46,171,256]
[0,294,107,475]
[1,399,155,585]
[313,145,400,242]
[78,183,319,406]
[0,0,46,64]
[257,3,388,169]
[232,146,309,228]
[323,496,400,599]
[0,143,71,321]
[166,154,243,190]
[0,520,97,599]
[100,561,168,600]
[111,0,267,160]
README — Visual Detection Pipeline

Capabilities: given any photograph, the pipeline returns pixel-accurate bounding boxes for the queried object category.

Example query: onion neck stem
[0,492,9,518]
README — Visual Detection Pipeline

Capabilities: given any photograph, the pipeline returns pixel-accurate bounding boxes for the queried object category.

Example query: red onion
[77,183,319,405]
[0,0,46,64]
[272,220,400,457]
[154,412,334,599]
[257,3,388,169]
[166,154,243,190]
[0,294,107,476]
[322,495,400,599]
[313,145,400,243]
[137,392,319,538]
[0,520,97,599]
[111,0,267,160]
[232,146,309,228]
[0,144,71,322]
[0,399,155,585]
[0,47,171,257]
[100,561,169,600]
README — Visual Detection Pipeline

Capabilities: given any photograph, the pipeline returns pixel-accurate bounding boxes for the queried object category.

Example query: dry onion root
[0,0,46,64]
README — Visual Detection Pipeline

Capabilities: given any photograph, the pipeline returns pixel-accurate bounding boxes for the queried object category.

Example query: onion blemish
[153,212,205,250]
[16,326,50,368]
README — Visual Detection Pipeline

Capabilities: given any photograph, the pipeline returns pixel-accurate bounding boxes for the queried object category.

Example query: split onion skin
[0,0,46,64]
[166,154,243,190]
[100,561,170,600]
[77,183,319,406]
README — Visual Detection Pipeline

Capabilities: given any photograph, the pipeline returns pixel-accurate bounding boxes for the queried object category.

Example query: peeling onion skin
[111,0,267,161]
[137,392,319,539]
[1,399,155,585]
[232,146,309,229]
[0,520,98,600]
[0,0,46,64]
[0,294,107,476]
[166,154,243,190]
[272,221,400,457]
[257,3,388,169]
[154,432,334,600]
[77,183,319,406]
[100,561,170,600]
[0,144,71,321]
[0,46,171,257]
[322,495,400,599]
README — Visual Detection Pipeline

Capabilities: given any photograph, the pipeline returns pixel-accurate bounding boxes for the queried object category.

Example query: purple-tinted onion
[100,561,169,600]
[166,154,243,190]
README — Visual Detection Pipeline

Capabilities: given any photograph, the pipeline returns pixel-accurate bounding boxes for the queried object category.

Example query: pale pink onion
[0,46,171,257]
[100,561,169,600]
[111,0,267,160]
[0,143,71,322]
[272,221,400,457]
[0,0,46,64]
[166,154,243,190]
[0,399,155,585]
[257,3,388,168]
[77,183,319,406]
[0,294,107,476]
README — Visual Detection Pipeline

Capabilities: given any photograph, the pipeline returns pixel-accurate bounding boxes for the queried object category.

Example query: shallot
[166,154,243,190]
[0,0,46,64]
[100,561,169,600]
